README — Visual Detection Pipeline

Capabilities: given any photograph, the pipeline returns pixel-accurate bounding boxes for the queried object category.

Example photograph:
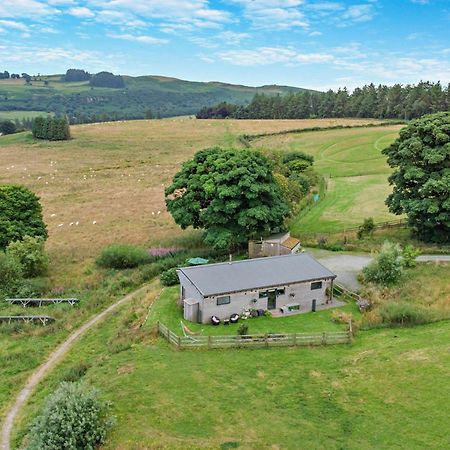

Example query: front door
[267,290,276,310]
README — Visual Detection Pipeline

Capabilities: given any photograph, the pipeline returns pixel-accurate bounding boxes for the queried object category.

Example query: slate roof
[177,253,336,297]
[281,236,301,250]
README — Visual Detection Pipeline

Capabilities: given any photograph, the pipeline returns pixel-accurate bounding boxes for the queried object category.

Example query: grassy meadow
[2,118,450,450]
[12,277,450,450]
[0,117,386,423]
[255,125,403,235]
[0,117,386,284]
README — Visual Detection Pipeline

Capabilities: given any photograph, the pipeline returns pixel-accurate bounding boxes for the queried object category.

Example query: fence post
[293,333,297,347]
[348,320,353,343]
[177,336,181,349]
[265,333,269,348]
[166,326,170,342]
[157,320,160,336]
[322,332,327,345]
[208,335,212,349]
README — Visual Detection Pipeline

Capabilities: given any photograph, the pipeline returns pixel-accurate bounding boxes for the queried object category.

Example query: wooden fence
[299,218,406,240]
[157,321,352,350]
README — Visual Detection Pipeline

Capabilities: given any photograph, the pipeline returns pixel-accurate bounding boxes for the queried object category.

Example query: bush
[0,120,16,135]
[357,217,375,239]
[6,235,48,277]
[362,241,405,286]
[61,363,91,382]
[160,268,179,286]
[378,302,433,327]
[26,382,114,450]
[402,245,420,268]
[96,244,151,269]
[0,251,23,299]
[237,323,249,336]
[0,185,47,249]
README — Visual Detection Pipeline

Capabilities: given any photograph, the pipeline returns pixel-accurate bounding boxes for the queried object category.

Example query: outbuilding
[177,253,337,324]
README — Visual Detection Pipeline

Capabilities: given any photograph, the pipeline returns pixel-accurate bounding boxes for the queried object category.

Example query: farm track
[0,283,155,450]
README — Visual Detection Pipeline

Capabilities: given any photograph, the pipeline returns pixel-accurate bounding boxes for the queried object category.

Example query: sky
[0,0,449,90]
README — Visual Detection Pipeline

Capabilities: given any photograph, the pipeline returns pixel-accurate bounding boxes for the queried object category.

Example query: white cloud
[109,33,168,44]
[217,31,250,45]
[68,7,95,18]
[0,20,29,31]
[342,4,376,23]
[108,34,169,44]
[218,46,334,66]
[0,0,59,18]
[231,0,308,29]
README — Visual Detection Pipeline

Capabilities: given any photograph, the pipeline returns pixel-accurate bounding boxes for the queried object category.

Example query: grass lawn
[151,286,359,336]
[256,125,404,235]
[12,279,450,450]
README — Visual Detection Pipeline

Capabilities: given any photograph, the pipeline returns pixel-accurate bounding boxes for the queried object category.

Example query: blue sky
[0,0,449,90]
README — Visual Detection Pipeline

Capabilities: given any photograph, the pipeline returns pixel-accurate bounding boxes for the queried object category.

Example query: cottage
[177,253,337,324]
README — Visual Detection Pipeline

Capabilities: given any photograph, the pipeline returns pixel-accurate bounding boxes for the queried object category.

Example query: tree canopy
[197,81,450,121]
[383,112,450,243]
[89,71,125,88]
[32,116,70,140]
[165,147,289,250]
[0,185,47,249]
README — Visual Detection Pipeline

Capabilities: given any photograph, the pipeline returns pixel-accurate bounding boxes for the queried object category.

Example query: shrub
[0,120,16,135]
[25,382,114,450]
[6,235,48,277]
[160,268,179,286]
[0,251,23,299]
[378,302,433,327]
[357,217,375,239]
[402,245,420,268]
[237,323,249,336]
[0,185,47,249]
[362,241,405,286]
[61,363,91,383]
[96,244,151,269]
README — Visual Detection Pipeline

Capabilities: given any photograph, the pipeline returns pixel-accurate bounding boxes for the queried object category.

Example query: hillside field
[0,75,307,120]
[0,117,390,284]
[255,125,403,235]
[1,118,392,425]
[12,276,450,450]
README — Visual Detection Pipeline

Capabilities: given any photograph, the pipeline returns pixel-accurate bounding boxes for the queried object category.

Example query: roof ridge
[180,252,309,271]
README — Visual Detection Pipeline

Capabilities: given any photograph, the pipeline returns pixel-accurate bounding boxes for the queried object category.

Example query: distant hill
[0,73,311,123]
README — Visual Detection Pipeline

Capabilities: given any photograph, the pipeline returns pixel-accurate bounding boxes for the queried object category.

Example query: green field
[0,111,49,121]
[256,125,403,235]
[1,118,386,425]
[1,119,449,449]
[12,277,450,450]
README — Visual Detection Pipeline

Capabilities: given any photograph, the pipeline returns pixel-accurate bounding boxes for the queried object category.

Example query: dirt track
[0,284,153,450]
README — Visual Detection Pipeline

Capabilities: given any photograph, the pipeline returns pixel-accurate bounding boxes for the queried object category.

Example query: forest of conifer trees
[196,82,450,120]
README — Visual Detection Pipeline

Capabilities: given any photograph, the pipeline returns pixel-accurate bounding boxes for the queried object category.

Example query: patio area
[270,297,346,318]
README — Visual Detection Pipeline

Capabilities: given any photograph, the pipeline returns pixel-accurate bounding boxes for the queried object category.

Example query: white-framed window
[311,281,323,290]
[217,295,231,306]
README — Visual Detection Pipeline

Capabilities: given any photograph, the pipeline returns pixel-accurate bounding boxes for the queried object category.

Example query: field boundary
[239,120,406,145]
[157,321,352,350]
[298,218,407,240]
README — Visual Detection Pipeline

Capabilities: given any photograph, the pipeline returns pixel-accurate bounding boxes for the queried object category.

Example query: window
[276,288,285,295]
[311,281,323,290]
[217,295,231,306]
[259,291,268,298]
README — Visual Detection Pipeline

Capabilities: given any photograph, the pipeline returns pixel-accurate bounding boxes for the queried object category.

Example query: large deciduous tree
[165,147,289,250]
[0,185,47,249]
[383,112,450,243]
